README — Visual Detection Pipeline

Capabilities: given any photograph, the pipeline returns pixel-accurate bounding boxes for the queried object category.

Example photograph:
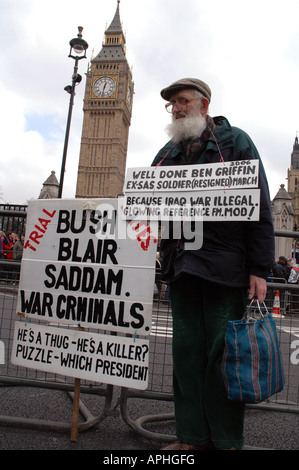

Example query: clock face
[93,77,116,98]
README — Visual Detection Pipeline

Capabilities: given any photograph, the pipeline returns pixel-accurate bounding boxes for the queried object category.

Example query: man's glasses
[165,97,198,113]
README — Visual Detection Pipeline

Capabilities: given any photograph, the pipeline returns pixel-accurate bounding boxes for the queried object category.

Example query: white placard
[123,189,260,221]
[16,198,158,335]
[123,161,261,221]
[124,160,259,193]
[11,322,149,389]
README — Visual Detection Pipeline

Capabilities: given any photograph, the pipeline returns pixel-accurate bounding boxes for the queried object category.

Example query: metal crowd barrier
[120,280,299,443]
[120,232,299,442]
[0,260,114,433]
[0,230,299,443]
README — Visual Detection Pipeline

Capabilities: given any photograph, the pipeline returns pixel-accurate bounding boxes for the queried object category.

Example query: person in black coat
[273,256,290,281]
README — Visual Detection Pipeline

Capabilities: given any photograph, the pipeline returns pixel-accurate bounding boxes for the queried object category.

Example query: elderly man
[152,78,275,450]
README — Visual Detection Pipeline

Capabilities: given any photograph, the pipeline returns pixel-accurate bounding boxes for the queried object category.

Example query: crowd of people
[272,255,299,284]
[0,230,24,282]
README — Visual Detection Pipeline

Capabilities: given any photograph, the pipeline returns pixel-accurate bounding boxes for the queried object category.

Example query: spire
[106,1,122,33]
[38,171,59,199]
[273,184,292,201]
[291,134,299,170]
[93,1,126,62]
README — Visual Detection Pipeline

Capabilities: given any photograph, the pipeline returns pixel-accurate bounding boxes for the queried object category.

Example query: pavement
[0,382,298,454]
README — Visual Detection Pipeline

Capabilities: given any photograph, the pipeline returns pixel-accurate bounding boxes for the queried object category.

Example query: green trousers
[170,274,247,449]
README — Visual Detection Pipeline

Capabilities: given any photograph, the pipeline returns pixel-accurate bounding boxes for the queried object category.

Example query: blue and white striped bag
[221,302,285,403]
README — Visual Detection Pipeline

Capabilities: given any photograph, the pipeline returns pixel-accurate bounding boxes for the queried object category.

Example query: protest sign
[124,160,259,192]
[123,160,260,221]
[123,189,260,221]
[11,322,149,389]
[16,198,158,335]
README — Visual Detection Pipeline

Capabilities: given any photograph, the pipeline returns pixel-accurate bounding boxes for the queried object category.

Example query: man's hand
[248,275,267,303]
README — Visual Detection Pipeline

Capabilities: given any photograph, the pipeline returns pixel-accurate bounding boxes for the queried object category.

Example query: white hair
[193,90,209,113]
[165,90,208,143]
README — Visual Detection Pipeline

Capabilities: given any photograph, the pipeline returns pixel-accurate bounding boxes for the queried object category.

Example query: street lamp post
[58,26,88,199]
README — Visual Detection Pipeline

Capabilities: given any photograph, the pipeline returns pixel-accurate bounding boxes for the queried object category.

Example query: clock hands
[93,77,116,97]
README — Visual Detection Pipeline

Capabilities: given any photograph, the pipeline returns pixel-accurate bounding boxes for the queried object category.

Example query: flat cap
[160,78,211,102]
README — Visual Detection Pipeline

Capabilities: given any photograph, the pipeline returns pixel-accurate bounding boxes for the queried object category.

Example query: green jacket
[152,116,275,287]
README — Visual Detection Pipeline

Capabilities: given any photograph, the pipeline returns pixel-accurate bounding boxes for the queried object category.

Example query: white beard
[166,113,207,143]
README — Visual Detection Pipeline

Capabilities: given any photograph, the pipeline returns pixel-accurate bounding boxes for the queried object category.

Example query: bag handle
[247,298,269,319]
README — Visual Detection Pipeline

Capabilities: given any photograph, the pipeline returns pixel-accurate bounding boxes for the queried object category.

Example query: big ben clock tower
[75,1,134,198]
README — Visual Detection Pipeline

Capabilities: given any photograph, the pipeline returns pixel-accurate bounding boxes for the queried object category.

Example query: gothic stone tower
[287,135,299,228]
[75,2,133,198]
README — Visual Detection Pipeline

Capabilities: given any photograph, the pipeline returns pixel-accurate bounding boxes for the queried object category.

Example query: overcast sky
[1,0,299,205]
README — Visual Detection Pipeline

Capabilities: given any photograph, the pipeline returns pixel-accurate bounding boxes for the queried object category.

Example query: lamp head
[69,26,88,59]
